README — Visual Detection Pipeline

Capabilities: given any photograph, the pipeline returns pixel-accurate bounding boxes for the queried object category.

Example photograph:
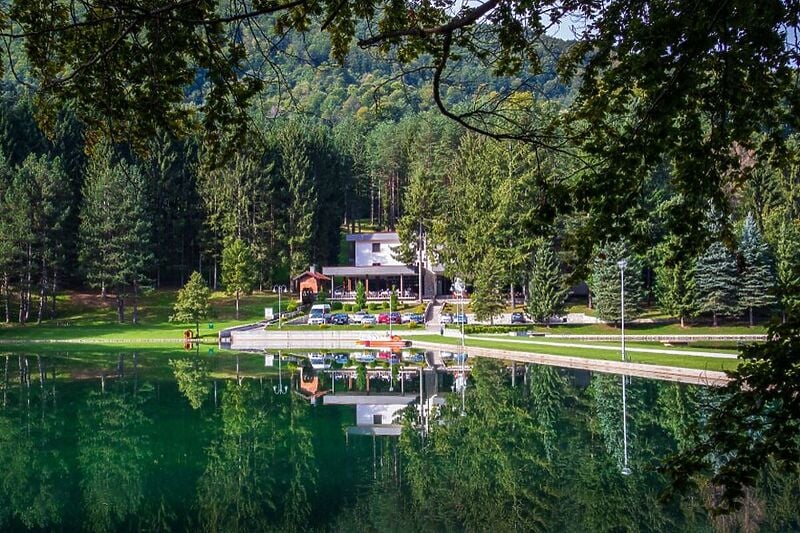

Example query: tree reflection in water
[0,351,798,531]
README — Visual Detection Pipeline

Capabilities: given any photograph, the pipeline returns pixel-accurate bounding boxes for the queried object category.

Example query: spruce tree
[471,252,506,325]
[221,237,257,320]
[79,144,152,323]
[694,241,739,327]
[526,242,568,324]
[772,216,800,321]
[588,241,645,324]
[738,213,776,326]
[654,259,698,328]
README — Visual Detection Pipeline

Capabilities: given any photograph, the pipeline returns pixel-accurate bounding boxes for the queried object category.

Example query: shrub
[368,302,379,311]
[414,304,426,313]
[286,301,298,312]
[462,325,532,334]
[407,322,420,329]
[362,324,373,329]
[331,301,343,311]
[318,324,331,329]
[381,301,389,310]
[342,303,353,312]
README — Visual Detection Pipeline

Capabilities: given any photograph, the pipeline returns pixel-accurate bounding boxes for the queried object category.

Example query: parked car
[307,303,332,325]
[404,313,425,324]
[353,352,376,363]
[453,353,469,364]
[402,352,425,363]
[349,310,367,323]
[331,313,350,325]
[360,313,377,325]
[511,312,526,324]
[334,353,350,365]
[378,312,402,324]
[452,313,468,324]
[440,313,453,324]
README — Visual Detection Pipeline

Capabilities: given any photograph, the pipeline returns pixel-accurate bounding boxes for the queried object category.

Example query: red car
[377,312,402,324]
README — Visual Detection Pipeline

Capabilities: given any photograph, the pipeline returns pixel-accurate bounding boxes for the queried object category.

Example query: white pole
[621,374,631,475]
[617,260,627,362]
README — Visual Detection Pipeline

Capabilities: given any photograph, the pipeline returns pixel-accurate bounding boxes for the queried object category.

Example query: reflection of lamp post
[274,351,288,394]
[273,285,287,329]
[453,277,466,413]
[621,374,632,475]
[617,260,627,362]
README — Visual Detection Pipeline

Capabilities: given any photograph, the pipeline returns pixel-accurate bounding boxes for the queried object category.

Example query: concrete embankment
[227,328,411,350]
[413,341,731,386]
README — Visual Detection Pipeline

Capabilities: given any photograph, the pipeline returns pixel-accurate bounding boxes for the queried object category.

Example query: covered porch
[321,265,420,300]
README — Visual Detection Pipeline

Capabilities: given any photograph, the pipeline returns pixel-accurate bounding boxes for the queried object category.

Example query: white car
[360,314,377,325]
[350,310,368,324]
[440,313,453,324]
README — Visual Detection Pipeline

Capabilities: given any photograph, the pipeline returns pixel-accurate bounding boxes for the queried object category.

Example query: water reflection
[0,351,798,531]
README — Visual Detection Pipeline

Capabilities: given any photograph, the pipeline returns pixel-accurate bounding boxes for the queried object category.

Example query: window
[373,414,383,425]
[372,242,381,253]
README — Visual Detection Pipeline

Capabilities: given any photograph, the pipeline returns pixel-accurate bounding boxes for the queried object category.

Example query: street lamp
[273,285,287,329]
[274,351,288,394]
[617,259,627,362]
[453,277,467,413]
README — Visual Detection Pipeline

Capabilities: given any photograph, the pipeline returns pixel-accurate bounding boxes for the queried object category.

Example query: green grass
[451,322,768,336]
[412,335,741,372]
[0,289,282,343]
[470,334,741,355]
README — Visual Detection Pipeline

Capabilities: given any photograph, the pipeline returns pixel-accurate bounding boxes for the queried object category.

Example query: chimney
[309,265,316,274]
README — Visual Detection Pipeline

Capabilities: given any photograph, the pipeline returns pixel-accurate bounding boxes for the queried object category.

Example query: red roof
[292,270,331,282]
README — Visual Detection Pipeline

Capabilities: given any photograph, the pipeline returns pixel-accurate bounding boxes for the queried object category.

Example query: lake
[0,349,797,532]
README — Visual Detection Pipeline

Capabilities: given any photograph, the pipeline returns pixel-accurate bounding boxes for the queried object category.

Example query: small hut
[293,266,331,302]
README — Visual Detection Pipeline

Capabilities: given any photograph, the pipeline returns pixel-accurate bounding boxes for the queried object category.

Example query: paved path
[467,335,738,359]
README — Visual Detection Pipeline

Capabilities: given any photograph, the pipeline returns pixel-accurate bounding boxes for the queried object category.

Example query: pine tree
[79,144,152,323]
[772,217,800,321]
[171,271,211,338]
[738,213,776,326]
[588,241,645,324]
[280,121,316,276]
[694,241,739,327]
[221,238,257,320]
[471,252,506,324]
[526,242,568,324]
[654,259,698,328]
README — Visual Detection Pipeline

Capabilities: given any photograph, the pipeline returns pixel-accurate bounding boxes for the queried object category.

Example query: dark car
[511,312,526,324]
[378,312,402,324]
[407,313,425,324]
[331,313,350,325]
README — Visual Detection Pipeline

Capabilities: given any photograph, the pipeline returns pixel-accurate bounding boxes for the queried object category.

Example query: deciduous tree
[171,271,211,338]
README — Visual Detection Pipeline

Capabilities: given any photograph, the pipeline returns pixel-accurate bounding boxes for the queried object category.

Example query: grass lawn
[452,321,768,336]
[412,334,741,372]
[470,334,742,355]
[0,289,282,342]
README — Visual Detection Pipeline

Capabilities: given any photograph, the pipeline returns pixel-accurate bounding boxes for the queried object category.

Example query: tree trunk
[3,272,9,323]
[51,272,57,319]
[587,292,592,310]
[18,287,25,324]
[195,320,199,339]
[101,281,107,299]
[213,259,218,290]
[712,310,718,327]
[235,291,240,320]
[132,282,139,325]
[116,289,125,323]
[510,282,515,310]
[680,315,685,328]
[37,259,46,324]
[24,244,32,323]
[749,306,754,328]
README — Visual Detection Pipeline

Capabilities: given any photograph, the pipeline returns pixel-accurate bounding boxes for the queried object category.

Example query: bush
[462,325,532,334]
[407,322,420,329]
[414,304,426,313]
[286,301,298,312]
[342,303,353,312]
[381,301,389,310]
[318,324,331,329]
[331,301,343,311]
[368,302,379,311]
[362,324,373,329]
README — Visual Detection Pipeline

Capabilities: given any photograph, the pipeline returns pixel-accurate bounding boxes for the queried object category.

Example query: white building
[322,232,450,299]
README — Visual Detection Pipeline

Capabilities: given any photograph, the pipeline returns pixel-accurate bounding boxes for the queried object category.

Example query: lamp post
[617,259,627,362]
[273,285,287,329]
[453,277,466,413]
[274,351,288,394]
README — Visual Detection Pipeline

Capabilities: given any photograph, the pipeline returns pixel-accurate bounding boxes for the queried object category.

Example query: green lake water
[0,350,798,532]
